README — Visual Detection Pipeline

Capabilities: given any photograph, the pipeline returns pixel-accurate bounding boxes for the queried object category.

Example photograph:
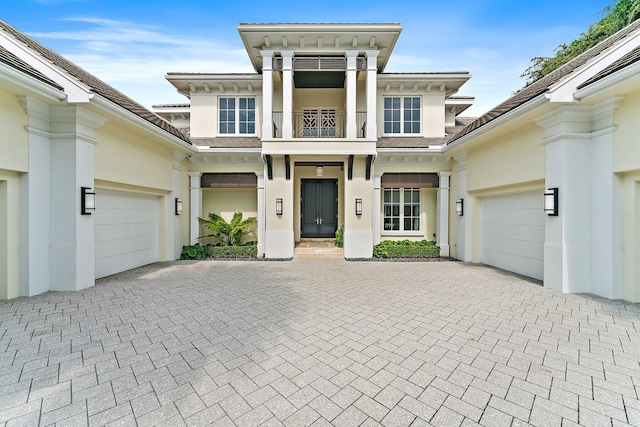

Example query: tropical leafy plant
[198,212,256,246]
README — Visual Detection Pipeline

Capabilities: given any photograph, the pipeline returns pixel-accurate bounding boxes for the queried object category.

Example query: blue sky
[1,0,615,116]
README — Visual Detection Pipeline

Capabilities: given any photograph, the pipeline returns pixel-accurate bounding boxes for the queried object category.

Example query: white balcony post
[365,50,379,139]
[346,50,358,139]
[189,172,203,244]
[281,51,294,139]
[261,50,274,139]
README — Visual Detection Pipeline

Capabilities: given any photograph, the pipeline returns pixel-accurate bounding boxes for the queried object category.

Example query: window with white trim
[383,188,420,232]
[219,97,256,135]
[383,96,421,134]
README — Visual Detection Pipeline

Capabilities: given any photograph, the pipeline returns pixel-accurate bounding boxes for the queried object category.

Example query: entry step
[294,240,344,259]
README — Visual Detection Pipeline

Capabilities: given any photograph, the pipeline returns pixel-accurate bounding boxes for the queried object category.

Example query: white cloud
[29,18,254,107]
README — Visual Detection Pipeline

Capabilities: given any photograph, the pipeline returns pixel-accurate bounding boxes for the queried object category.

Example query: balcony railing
[272,111,367,138]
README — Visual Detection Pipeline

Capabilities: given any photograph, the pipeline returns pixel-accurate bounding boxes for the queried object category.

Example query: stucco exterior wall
[614,91,640,174]
[0,89,28,172]
[189,93,217,137]
[293,88,345,110]
[94,123,174,191]
[621,171,640,302]
[466,124,545,192]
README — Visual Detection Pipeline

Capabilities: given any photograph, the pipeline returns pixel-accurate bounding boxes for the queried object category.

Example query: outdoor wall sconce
[276,198,283,216]
[355,198,363,216]
[316,165,324,177]
[81,187,95,215]
[456,198,464,216]
[175,198,183,215]
[544,187,559,216]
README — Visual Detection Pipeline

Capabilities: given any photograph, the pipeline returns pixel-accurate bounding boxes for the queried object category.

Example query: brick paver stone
[1,259,639,426]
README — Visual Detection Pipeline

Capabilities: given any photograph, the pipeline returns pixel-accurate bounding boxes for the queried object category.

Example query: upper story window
[383,96,421,135]
[219,97,256,135]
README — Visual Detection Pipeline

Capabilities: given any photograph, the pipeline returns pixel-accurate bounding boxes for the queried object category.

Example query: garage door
[479,190,544,280]
[95,189,160,279]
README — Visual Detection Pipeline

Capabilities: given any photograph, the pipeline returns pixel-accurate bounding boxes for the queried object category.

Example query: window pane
[392,219,399,230]
[393,122,400,133]
[248,123,255,134]
[240,123,246,133]
[404,218,411,230]
[392,190,399,203]
[248,98,255,108]
[392,205,399,216]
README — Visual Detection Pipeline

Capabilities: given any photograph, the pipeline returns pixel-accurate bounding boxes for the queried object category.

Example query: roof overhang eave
[0,62,67,101]
[574,59,640,101]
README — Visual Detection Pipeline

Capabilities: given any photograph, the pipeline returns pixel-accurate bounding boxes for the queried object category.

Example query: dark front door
[301,179,338,238]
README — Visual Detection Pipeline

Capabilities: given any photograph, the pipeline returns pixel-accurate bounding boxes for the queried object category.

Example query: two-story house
[157,23,473,259]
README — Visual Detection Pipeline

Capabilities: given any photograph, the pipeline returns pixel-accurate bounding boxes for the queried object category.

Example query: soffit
[237,23,403,72]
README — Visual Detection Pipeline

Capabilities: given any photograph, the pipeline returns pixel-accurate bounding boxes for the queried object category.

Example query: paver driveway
[1,260,639,426]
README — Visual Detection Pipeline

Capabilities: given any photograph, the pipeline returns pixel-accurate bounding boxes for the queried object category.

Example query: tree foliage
[521,0,640,86]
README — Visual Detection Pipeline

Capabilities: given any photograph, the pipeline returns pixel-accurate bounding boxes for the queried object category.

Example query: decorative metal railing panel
[271,111,367,138]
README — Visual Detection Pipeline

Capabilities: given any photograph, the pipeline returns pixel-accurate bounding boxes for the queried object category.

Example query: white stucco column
[18,97,51,296]
[373,172,383,245]
[281,51,294,139]
[171,152,186,260]
[49,105,107,292]
[261,50,274,139]
[256,170,265,257]
[365,50,379,140]
[453,152,471,261]
[345,50,358,139]
[188,172,203,244]
[536,99,623,298]
[437,171,451,257]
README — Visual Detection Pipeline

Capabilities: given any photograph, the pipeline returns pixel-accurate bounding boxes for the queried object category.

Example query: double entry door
[301,179,338,238]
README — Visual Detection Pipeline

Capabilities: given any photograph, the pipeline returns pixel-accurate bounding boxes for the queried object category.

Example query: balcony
[272,111,367,139]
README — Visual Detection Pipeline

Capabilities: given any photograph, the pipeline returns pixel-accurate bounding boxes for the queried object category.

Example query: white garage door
[480,190,544,280]
[95,189,160,279]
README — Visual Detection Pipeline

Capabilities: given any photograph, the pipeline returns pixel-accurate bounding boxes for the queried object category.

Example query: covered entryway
[301,179,338,238]
[95,188,160,279]
[479,190,544,280]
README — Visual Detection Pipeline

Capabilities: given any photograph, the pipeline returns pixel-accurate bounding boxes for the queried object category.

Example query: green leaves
[521,0,640,86]
[198,212,257,246]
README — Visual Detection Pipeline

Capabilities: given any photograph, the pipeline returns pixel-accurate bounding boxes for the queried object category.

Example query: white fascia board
[443,95,549,153]
[0,63,66,101]
[152,106,191,114]
[548,29,640,103]
[574,60,640,100]
[378,147,443,154]
[378,73,470,81]
[195,147,262,154]
[0,32,92,103]
[166,74,262,82]
[91,94,195,153]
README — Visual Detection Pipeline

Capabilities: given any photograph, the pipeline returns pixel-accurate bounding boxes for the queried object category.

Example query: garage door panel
[95,222,158,241]
[95,189,160,279]
[480,191,544,280]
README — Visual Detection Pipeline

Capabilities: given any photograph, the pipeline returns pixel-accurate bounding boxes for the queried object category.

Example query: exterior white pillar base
[265,230,294,258]
[256,172,265,257]
[344,231,373,259]
[188,172,203,244]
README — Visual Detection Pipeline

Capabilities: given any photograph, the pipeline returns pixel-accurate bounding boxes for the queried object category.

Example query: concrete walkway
[1,260,639,426]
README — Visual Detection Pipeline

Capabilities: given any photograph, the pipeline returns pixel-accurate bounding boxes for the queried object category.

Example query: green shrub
[334,226,344,248]
[373,243,389,258]
[204,244,257,258]
[180,243,205,260]
[373,240,440,258]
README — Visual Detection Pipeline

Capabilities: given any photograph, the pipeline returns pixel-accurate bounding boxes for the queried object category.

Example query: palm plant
[198,212,257,246]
